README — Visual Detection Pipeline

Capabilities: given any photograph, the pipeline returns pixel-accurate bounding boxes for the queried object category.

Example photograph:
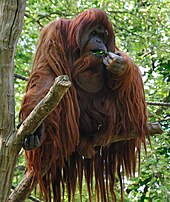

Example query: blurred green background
[13,0,170,201]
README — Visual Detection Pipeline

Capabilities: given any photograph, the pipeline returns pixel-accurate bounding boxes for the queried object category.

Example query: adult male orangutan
[20,8,149,202]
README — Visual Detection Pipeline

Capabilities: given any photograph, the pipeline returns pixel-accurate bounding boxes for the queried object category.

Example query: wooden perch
[9,75,71,202]
[9,75,164,201]
[77,122,164,158]
[93,122,163,146]
[86,122,163,148]
[9,121,164,201]
[9,164,50,202]
[147,122,164,134]
[7,75,71,150]
[9,170,36,202]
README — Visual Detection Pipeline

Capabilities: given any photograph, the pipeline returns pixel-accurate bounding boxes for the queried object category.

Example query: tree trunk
[0,0,26,201]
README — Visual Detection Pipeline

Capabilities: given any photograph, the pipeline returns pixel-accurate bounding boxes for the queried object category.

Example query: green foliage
[13,152,25,187]
[14,0,170,201]
[125,132,170,201]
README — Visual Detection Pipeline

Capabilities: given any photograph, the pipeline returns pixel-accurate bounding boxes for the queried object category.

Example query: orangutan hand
[103,52,125,73]
[18,122,44,150]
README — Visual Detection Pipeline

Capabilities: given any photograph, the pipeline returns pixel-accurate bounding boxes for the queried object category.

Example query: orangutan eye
[91,31,97,36]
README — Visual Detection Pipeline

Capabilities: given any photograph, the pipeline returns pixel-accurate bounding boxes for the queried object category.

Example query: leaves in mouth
[92,50,108,57]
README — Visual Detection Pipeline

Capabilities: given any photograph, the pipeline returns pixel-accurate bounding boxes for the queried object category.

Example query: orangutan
[20,8,148,202]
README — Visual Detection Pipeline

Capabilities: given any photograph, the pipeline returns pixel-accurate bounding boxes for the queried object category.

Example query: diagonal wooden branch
[9,75,71,202]
[9,165,49,202]
[9,170,36,202]
[7,75,71,150]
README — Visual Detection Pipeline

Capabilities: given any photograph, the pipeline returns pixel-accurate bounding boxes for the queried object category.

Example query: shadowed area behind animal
[20,8,149,202]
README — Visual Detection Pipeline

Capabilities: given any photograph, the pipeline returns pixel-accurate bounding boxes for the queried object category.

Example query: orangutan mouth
[92,49,108,57]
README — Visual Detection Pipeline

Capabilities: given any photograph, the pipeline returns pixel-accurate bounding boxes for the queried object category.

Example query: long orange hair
[20,8,149,202]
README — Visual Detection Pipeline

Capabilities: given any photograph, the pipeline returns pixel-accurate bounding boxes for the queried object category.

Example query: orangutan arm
[20,68,56,150]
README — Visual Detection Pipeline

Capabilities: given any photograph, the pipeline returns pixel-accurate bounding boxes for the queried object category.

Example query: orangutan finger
[108,52,123,64]
[23,136,30,150]
[29,135,35,150]
[103,58,109,66]
[34,135,40,148]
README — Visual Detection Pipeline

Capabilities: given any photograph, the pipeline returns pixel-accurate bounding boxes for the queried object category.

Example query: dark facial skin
[80,25,124,73]
[88,25,108,52]
[76,25,124,93]
[82,25,108,55]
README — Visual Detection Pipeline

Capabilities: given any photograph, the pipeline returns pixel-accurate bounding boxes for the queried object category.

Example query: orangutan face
[81,25,109,56]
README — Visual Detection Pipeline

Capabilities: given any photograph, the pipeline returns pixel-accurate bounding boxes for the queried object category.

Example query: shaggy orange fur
[20,8,149,202]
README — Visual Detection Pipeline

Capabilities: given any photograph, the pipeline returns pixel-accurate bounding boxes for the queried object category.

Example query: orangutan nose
[96,38,102,43]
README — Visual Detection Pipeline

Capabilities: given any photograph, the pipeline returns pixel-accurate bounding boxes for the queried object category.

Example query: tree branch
[92,122,163,146]
[7,75,71,150]
[9,121,164,201]
[14,73,28,81]
[9,75,71,201]
[147,101,170,107]
[9,170,36,202]
[147,122,164,134]
[9,164,50,202]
